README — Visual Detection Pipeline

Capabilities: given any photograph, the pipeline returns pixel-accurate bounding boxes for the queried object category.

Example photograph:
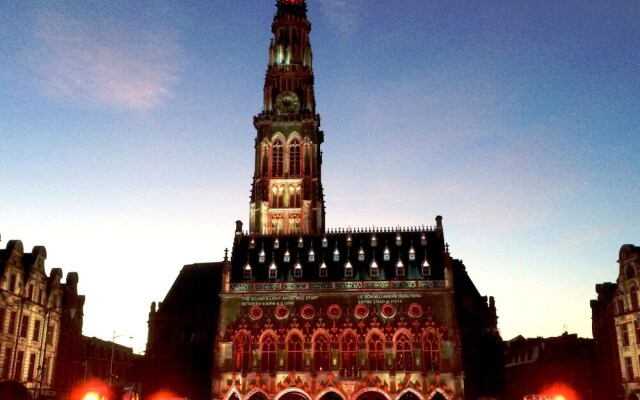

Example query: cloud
[316,0,364,34]
[30,10,179,111]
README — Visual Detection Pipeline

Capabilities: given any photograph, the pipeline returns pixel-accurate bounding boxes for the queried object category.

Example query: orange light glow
[70,379,110,400]
[148,389,182,400]
[540,382,579,400]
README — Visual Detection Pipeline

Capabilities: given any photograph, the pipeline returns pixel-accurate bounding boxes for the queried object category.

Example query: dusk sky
[1,0,638,354]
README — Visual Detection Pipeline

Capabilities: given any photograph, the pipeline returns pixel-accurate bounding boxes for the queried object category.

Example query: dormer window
[333,247,340,262]
[370,259,379,277]
[274,238,280,249]
[308,247,315,262]
[358,246,365,262]
[249,238,256,249]
[322,236,328,248]
[420,233,427,246]
[244,262,252,279]
[259,249,266,263]
[396,258,405,277]
[344,260,353,278]
[284,249,291,263]
[409,246,416,261]
[269,261,278,279]
[383,246,390,261]
[395,232,402,246]
[298,237,304,248]
[346,233,352,247]
[422,256,431,276]
[319,262,328,278]
[294,261,303,278]
[371,234,377,247]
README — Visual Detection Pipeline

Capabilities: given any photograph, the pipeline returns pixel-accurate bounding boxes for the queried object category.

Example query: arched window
[260,332,277,372]
[271,184,284,208]
[422,330,441,372]
[287,332,304,371]
[272,140,284,177]
[289,184,301,208]
[313,331,331,372]
[632,286,639,310]
[289,139,301,177]
[367,331,385,371]
[395,332,413,371]
[233,332,251,373]
[340,330,358,376]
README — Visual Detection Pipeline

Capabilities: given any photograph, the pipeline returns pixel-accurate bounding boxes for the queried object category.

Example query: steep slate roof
[230,221,446,283]
[157,262,225,315]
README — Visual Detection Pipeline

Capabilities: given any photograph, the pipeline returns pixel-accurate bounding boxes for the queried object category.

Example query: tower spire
[249,0,325,236]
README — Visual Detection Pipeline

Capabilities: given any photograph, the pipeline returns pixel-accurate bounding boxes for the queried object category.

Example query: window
[271,184,284,208]
[313,332,331,372]
[383,246,390,261]
[422,257,431,276]
[308,247,315,262]
[409,246,416,261]
[367,331,385,371]
[344,260,353,278]
[370,260,379,277]
[28,353,36,381]
[322,237,328,248]
[395,332,413,371]
[371,234,377,247]
[319,262,327,278]
[46,324,54,345]
[623,323,631,346]
[340,331,358,376]
[269,261,278,279]
[9,274,17,292]
[3,348,11,379]
[289,184,301,208]
[244,262,252,280]
[294,262,303,279]
[0,308,4,333]
[395,233,402,246]
[420,233,427,246]
[287,333,304,371]
[396,258,405,277]
[260,333,277,372]
[14,351,24,381]
[284,250,291,263]
[233,332,251,373]
[632,287,639,310]
[333,247,340,262]
[289,139,301,177]
[272,140,284,177]
[273,238,280,249]
[422,330,441,372]
[619,299,626,314]
[8,312,17,335]
[33,320,41,342]
[358,247,365,262]
[259,249,266,263]
[626,356,635,380]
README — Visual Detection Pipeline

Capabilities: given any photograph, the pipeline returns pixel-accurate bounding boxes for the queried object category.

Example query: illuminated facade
[0,240,82,398]
[613,244,640,399]
[212,2,502,400]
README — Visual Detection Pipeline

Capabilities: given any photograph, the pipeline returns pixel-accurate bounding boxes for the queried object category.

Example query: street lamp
[109,331,132,386]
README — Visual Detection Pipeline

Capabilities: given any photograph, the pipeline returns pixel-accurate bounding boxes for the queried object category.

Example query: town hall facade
[210,2,503,400]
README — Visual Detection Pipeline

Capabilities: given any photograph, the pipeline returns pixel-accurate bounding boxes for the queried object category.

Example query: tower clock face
[275,91,300,114]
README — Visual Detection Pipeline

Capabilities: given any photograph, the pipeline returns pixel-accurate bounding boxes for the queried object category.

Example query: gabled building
[0,239,82,399]
[612,244,640,399]
[211,2,503,400]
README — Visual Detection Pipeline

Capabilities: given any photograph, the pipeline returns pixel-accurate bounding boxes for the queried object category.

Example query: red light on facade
[540,382,578,400]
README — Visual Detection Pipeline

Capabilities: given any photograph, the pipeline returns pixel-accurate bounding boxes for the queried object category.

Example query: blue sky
[1,0,638,353]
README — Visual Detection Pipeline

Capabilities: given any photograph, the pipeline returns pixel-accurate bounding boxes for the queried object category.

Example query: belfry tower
[249,0,325,235]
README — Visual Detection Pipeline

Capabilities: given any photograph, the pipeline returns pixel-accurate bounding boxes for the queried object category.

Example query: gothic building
[211,2,503,400]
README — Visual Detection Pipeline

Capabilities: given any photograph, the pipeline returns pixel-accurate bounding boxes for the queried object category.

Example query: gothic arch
[365,329,386,371]
[426,388,451,400]
[245,388,269,400]
[259,330,278,372]
[397,388,426,400]
[312,329,331,371]
[287,132,302,145]
[352,387,393,400]
[232,330,252,373]
[286,329,305,370]
[393,329,414,371]
[273,388,312,400]
[421,329,442,372]
[222,387,242,400]
[316,388,346,400]
[339,329,359,376]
